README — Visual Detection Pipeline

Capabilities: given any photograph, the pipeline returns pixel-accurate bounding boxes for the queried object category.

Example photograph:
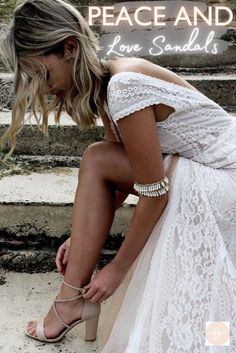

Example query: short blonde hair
[0,0,111,163]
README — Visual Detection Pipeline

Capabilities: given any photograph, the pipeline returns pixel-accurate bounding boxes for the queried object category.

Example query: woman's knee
[80,141,121,174]
[80,141,133,183]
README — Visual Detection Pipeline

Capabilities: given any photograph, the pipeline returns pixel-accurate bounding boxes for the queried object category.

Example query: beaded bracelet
[134,175,169,198]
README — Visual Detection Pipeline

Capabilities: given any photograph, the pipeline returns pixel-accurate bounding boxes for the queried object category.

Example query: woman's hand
[82,262,127,303]
[55,237,71,274]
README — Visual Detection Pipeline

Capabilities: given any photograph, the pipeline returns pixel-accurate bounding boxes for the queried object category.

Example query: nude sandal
[25,279,101,343]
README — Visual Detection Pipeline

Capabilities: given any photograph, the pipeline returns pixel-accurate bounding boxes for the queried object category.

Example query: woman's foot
[26,282,85,339]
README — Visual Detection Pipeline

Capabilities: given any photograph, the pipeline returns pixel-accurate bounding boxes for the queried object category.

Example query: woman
[1,0,236,351]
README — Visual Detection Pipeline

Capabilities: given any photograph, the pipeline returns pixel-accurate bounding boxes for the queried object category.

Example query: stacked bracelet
[134,176,169,198]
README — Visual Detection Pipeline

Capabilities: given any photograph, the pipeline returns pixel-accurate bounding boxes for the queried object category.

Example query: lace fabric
[107,72,207,123]
[107,71,236,168]
[101,157,236,353]
[100,72,236,353]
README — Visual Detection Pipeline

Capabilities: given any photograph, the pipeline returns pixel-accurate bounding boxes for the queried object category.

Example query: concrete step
[0,268,128,352]
[1,72,236,109]
[0,167,138,231]
[1,109,236,157]
[0,165,137,206]
[0,166,138,272]
[0,111,105,156]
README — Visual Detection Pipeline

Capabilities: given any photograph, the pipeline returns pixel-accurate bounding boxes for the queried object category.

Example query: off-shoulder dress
[100,71,236,353]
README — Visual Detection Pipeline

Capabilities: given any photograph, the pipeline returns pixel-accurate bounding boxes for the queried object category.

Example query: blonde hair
[0,0,111,163]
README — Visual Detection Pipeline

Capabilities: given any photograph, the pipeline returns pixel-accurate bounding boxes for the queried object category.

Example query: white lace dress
[100,72,236,353]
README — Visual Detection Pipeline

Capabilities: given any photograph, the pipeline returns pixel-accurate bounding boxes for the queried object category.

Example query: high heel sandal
[25,279,101,343]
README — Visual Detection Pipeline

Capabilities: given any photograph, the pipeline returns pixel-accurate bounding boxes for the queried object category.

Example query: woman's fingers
[62,246,69,265]
[83,288,103,303]
[90,292,104,304]
[56,238,71,273]
[98,294,107,303]
[83,281,108,303]
[55,249,62,272]
[83,283,107,303]
[83,286,96,300]
[56,243,67,273]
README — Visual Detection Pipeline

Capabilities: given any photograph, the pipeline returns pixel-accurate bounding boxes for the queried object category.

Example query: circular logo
[205,321,230,346]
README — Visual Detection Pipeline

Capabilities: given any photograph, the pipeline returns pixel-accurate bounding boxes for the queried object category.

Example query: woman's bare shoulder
[108,57,158,76]
[107,57,198,92]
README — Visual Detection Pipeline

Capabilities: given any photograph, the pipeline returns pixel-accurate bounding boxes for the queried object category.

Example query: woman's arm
[83,105,168,302]
[111,193,167,272]
[109,105,168,271]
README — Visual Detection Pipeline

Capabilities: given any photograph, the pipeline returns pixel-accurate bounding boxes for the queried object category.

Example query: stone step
[1,109,236,157]
[0,164,138,223]
[0,165,138,205]
[1,72,236,109]
[0,268,128,352]
[0,166,138,271]
[0,111,105,156]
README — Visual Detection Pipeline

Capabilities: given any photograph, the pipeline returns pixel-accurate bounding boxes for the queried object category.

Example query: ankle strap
[63,279,86,295]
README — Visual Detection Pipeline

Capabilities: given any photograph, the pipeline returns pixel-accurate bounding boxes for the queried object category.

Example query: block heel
[85,314,100,341]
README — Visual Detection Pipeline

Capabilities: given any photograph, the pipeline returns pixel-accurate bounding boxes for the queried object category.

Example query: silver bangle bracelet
[134,176,169,198]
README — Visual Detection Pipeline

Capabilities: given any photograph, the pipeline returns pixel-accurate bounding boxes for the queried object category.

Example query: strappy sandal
[25,279,101,343]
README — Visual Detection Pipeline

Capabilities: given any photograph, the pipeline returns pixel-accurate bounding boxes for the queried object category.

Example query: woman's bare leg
[27,141,137,338]
[64,142,136,287]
